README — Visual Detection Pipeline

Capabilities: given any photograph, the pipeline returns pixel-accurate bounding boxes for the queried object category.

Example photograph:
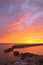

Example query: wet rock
[21,53,36,60]
[13,51,20,57]
[11,60,28,65]
[4,52,43,65]
[4,48,13,53]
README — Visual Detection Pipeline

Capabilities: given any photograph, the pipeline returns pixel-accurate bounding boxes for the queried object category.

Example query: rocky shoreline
[5,51,43,65]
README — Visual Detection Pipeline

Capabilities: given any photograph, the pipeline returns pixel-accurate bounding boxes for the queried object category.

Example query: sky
[0,0,43,43]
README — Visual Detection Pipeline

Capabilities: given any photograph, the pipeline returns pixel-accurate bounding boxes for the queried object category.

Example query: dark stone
[21,53,35,60]
[13,51,20,56]
[4,49,10,53]
[38,58,43,65]
[4,48,13,53]
[12,45,15,49]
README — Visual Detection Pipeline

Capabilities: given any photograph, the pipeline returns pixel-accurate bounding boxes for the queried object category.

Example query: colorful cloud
[0,0,43,43]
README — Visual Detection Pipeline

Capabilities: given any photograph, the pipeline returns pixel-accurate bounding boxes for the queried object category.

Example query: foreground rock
[5,52,43,65]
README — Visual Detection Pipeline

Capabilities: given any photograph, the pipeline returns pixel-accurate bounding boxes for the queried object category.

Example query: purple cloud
[0,0,43,38]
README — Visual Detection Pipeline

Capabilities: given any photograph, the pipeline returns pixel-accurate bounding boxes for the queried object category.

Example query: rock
[11,60,28,65]
[4,48,13,53]
[13,51,20,57]
[4,52,43,65]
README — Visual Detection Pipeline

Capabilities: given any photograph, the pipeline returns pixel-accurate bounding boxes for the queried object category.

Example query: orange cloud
[0,12,43,43]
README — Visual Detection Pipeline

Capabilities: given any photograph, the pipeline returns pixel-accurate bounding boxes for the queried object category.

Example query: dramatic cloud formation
[0,0,43,43]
